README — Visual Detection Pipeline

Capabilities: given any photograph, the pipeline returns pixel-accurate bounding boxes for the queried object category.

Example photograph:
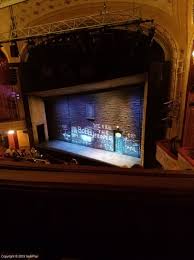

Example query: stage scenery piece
[46,85,144,158]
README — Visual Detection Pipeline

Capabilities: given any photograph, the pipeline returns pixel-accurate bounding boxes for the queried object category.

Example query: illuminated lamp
[192,50,194,64]
[113,126,123,152]
[8,130,15,135]
[115,126,122,137]
[115,132,122,138]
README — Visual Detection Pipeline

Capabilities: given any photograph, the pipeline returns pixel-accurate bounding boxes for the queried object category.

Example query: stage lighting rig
[0,4,156,44]
[10,41,19,57]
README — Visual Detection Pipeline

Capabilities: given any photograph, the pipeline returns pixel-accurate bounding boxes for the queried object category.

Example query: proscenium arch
[17,1,180,167]
[19,0,179,115]
[154,23,179,101]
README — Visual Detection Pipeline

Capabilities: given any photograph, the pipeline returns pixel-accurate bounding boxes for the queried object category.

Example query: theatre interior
[1,0,194,258]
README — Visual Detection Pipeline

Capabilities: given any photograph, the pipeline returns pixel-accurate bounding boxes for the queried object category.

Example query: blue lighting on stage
[60,122,141,158]
[80,134,92,143]
[71,124,114,152]
[51,86,143,158]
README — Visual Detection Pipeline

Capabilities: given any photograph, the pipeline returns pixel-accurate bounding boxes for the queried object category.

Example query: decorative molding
[0,0,26,9]
[0,120,26,130]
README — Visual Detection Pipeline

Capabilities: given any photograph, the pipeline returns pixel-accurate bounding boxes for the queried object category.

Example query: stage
[37,140,141,168]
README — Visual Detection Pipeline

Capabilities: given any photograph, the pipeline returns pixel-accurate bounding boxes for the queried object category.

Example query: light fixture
[8,130,15,135]
[192,50,194,64]
[115,126,122,138]
[28,38,36,48]
[10,41,19,57]
[113,126,123,152]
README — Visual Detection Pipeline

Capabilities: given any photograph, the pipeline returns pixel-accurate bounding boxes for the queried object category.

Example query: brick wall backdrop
[45,85,144,158]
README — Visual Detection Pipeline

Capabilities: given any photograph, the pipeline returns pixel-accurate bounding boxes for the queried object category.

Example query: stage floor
[38,140,141,168]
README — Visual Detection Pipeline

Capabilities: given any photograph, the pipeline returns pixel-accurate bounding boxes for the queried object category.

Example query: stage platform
[37,140,141,168]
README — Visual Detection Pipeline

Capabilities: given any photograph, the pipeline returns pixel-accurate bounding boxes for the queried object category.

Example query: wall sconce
[8,130,15,135]
[192,50,194,64]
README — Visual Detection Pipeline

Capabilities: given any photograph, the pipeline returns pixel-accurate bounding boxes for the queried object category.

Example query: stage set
[32,75,147,168]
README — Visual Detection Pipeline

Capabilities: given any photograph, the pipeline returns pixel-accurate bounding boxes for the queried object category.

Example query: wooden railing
[0,160,193,191]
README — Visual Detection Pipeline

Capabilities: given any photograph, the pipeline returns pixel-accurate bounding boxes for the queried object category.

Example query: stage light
[8,130,15,135]
[115,132,122,138]
[10,41,19,57]
[28,38,36,49]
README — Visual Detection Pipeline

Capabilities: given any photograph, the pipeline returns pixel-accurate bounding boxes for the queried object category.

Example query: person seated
[70,158,78,165]
[12,150,22,161]
[4,146,15,157]
[24,149,32,158]
[21,149,26,157]
[30,147,36,156]
[131,164,143,168]
[16,149,22,156]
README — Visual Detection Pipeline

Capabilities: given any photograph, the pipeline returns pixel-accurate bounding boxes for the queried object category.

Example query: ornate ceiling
[12,0,174,24]
[0,0,175,35]
[0,0,191,59]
